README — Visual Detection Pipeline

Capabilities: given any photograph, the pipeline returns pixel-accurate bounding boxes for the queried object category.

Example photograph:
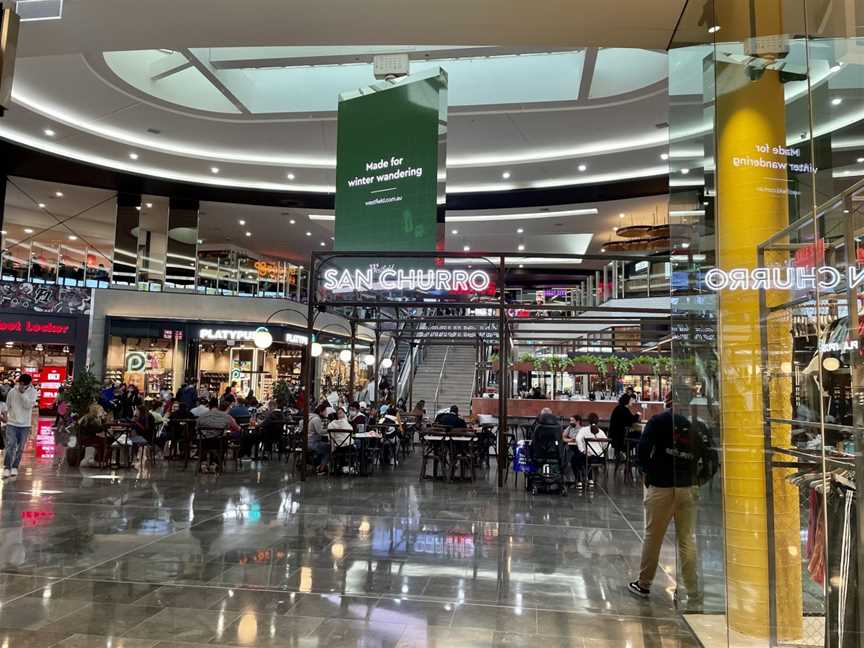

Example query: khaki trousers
[638,485,699,595]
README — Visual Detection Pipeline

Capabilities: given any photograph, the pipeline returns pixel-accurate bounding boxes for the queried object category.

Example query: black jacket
[530,412,563,461]
[609,404,640,452]
[637,409,704,488]
[435,412,467,428]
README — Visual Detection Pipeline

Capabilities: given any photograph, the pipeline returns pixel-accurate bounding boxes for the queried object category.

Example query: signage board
[705,266,864,291]
[334,68,447,252]
[0,314,77,344]
[38,366,66,409]
[321,265,491,293]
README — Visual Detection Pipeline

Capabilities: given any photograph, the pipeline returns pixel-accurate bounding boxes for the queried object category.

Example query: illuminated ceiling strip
[308,214,335,221]
[11,89,667,169]
[447,208,598,222]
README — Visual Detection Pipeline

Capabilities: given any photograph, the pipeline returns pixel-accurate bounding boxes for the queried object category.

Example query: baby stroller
[527,438,567,496]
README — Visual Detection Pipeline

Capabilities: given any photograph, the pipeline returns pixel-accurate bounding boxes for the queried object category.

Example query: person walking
[3,375,38,478]
[627,389,708,609]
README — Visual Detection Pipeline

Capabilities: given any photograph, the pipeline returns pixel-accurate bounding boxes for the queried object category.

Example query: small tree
[62,366,101,417]
[272,380,292,409]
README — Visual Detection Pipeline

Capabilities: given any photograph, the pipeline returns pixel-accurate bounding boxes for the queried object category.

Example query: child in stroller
[527,408,567,496]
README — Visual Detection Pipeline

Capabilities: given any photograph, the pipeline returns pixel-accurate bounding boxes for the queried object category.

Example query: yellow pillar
[715,0,803,640]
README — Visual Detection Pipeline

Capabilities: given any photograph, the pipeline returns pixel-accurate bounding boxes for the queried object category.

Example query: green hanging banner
[334,68,447,252]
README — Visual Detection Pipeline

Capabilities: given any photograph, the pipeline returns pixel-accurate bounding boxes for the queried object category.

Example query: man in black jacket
[435,405,467,429]
[627,387,704,609]
[530,408,564,463]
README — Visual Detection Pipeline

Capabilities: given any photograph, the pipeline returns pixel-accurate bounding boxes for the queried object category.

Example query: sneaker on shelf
[627,581,651,599]
[1,469,9,478]
[576,481,584,489]
[10,468,18,477]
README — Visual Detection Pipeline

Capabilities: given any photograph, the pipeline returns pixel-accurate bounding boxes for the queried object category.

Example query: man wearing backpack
[627,385,714,610]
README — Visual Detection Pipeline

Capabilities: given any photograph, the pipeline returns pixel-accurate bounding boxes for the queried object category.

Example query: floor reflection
[0,422,713,647]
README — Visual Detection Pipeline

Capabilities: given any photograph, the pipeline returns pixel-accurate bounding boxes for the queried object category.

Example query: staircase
[410,345,476,416]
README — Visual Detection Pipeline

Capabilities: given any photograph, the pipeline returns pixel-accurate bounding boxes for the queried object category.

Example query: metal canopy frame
[299,250,670,486]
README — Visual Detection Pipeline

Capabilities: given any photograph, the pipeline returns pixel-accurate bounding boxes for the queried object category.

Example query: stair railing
[432,345,450,413]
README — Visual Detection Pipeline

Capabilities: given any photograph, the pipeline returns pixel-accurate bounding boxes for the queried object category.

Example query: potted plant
[272,379,292,409]
[62,367,101,467]
[515,352,536,373]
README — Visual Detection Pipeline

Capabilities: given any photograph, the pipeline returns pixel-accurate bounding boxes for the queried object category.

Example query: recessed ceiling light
[451,229,458,235]
[832,97,843,106]
[43,128,55,137]
[330,236,335,240]
[857,157,864,163]
[619,213,625,218]
[308,214,335,221]
[54,191,63,197]
[145,202,153,208]
[600,247,606,253]
[518,263,524,268]
[38,203,46,209]
[613,226,619,231]
[129,152,139,160]
[681,242,691,248]
[245,231,252,237]
[197,239,203,244]
[306,231,312,236]
[24,228,33,234]
[68,235,77,241]
[708,25,721,33]
[516,227,524,234]
[320,241,326,246]
[844,209,850,214]
[661,153,669,160]
[501,171,511,179]
[517,244,525,251]
[0,230,5,235]
[463,245,471,252]
[287,172,295,180]
[210,166,220,174]
[681,168,690,174]
[289,219,296,225]
[577,164,587,172]
[238,219,246,226]
[135,206,141,211]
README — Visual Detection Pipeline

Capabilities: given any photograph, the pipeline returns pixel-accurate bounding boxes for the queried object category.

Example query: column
[714,0,801,640]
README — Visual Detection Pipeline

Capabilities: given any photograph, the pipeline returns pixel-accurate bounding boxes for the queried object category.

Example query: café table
[353,431,382,476]
[103,423,134,469]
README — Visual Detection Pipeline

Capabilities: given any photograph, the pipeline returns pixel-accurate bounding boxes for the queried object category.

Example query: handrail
[432,345,451,413]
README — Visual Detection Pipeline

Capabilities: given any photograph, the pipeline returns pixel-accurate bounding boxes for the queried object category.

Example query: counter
[471,398,665,420]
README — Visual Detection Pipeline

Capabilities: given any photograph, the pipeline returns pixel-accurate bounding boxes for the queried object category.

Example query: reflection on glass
[136,196,169,290]
[112,194,140,286]
[165,198,198,290]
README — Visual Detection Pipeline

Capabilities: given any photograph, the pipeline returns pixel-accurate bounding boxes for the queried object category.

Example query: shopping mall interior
[0,1,862,647]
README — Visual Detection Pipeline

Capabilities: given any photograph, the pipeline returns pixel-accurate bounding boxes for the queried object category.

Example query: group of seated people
[530,399,640,489]
[307,399,417,475]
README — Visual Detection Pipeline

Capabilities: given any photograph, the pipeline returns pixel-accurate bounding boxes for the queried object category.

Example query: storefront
[0,311,88,403]
[104,318,311,401]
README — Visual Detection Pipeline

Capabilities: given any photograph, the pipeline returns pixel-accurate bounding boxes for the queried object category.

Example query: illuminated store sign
[705,266,864,291]
[0,319,70,335]
[322,266,491,293]
[199,328,261,341]
[820,340,859,353]
[285,333,309,345]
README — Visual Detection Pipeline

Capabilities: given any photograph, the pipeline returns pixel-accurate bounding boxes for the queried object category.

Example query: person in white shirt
[190,398,210,418]
[328,408,354,447]
[574,412,607,488]
[3,374,38,478]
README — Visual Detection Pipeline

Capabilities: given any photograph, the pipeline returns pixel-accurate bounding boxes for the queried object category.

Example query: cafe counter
[471,397,665,420]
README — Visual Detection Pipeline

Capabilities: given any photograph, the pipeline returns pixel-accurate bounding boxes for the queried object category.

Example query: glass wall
[670,0,864,645]
[0,178,307,300]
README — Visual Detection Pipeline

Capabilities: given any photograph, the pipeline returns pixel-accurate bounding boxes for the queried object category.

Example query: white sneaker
[10,468,17,477]
[1,469,9,478]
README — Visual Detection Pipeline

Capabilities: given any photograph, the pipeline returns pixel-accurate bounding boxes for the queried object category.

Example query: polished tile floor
[0,424,718,647]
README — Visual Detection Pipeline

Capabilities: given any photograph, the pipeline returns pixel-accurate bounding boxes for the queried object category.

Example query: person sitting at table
[574,412,607,488]
[228,398,251,423]
[306,402,330,475]
[76,403,108,466]
[191,397,210,418]
[160,401,193,453]
[258,402,285,456]
[348,401,367,430]
[197,397,241,473]
[378,406,403,465]
[435,405,467,429]
[127,404,156,465]
[530,407,565,465]
[609,393,641,460]
[329,407,353,444]
[244,390,259,408]
[563,415,582,441]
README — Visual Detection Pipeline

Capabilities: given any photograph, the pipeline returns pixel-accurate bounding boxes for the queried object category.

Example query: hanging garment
[826,486,858,648]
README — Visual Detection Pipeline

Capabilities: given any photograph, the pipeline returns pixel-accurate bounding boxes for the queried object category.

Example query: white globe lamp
[363,354,375,366]
[381,358,393,369]
[339,349,352,363]
[253,326,273,350]
[310,342,323,357]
